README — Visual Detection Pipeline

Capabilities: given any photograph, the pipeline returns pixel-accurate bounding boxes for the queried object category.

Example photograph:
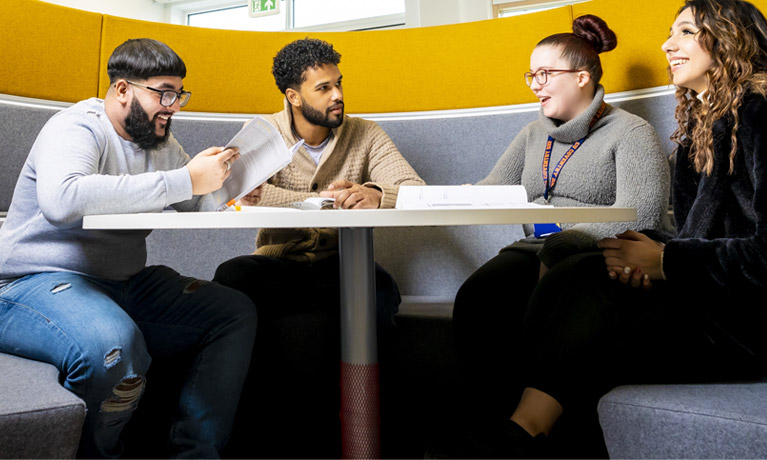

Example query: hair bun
[572,14,617,54]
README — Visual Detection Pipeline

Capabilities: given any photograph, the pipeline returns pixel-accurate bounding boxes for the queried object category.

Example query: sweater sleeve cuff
[538,230,598,268]
[161,167,194,206]
[364,182,397,209]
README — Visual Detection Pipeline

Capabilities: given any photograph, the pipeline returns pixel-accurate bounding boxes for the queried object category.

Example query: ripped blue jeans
[0,266,257,458]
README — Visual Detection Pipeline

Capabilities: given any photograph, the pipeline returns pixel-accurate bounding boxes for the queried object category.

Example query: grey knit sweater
[479,86,671,266]
[0,98,215,283]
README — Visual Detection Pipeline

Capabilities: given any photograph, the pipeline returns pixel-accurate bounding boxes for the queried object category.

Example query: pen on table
[217,199,239,212]
[226,199,243,211]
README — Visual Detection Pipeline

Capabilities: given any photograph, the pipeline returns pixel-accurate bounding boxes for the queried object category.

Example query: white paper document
[395,185,540,209]
[213,116,303,211]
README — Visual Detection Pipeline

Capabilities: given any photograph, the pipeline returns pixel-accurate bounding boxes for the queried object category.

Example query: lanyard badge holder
[534,102,606,238]
[534,222,561,238]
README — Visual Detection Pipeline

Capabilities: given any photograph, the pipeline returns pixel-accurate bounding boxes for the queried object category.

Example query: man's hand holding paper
[186,146,240,195]
[212,116,303,211]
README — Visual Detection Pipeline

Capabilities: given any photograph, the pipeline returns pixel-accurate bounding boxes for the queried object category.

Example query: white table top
[83,206,636,230]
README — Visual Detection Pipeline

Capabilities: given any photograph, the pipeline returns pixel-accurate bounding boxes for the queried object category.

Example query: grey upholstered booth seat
[0,353,86,459]
[599,383,767,459]
[0,99,87,459]
[9,89,767,458]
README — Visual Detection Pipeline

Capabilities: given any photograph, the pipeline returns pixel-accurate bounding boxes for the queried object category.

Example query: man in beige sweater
[214,40,423,454]
[214,38,423,328]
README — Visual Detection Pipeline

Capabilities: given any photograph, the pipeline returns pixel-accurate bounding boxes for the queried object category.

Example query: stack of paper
[395,185,539,209]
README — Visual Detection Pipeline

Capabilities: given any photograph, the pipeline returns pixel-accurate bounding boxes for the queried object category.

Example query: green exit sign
[249,0,280,17]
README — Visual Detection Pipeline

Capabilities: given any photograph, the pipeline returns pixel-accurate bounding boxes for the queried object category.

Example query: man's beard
[300,99,344,129]
[124,98,171,150]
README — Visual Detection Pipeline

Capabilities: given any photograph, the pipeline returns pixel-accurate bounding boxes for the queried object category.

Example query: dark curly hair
[537,14,617,87]
[107,38,186,84]
[272,38,341,94]
[670,0,767,175]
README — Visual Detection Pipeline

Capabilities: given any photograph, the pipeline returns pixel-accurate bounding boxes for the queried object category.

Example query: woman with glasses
[443,1,767,458]
[445,14,672,458]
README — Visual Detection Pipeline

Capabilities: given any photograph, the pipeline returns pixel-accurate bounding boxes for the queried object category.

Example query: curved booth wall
[2,0,763,295]
[1,0,102,102]
[3,0,752,113]
[0,86,678,295]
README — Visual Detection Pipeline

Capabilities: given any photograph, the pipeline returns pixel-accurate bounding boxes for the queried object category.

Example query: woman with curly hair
[599,0,767,358]
[440,0,767,458]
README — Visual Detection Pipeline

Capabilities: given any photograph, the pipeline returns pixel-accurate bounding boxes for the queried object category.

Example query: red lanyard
[542,101,606,204]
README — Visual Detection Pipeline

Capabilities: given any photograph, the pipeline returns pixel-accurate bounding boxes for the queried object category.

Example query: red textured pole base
[340,362,381,459]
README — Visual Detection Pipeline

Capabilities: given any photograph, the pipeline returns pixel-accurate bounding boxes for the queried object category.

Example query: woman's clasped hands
[597,230,665,290]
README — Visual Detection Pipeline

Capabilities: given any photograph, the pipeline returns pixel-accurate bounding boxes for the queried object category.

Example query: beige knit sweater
[254,100,425,261]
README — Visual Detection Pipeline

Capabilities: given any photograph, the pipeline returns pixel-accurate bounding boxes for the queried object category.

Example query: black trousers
[452,249,540,420]
[213,254,401,327]
[453,250,766,457]
[212,254,401,458]
[525,252,765,404]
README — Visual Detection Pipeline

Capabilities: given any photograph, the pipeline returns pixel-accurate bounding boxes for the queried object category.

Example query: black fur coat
[664,92,767,293]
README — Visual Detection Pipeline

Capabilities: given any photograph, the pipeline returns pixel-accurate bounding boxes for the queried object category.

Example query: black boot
[467,419,549,459]
[425,419,549,459]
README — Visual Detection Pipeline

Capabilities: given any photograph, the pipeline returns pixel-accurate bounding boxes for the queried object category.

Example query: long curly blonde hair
[671,0,767,175]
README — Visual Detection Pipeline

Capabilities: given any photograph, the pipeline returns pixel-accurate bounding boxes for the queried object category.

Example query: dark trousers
[524,251,766,406]
[213,254,401,327]
[212,254,401,458]
[452,249,540,421]
[454,250,766,458]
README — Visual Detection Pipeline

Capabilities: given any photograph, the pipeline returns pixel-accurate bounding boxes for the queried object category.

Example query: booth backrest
[0,88,677,298]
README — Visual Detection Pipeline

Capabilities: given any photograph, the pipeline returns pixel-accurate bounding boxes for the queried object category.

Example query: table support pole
[338,227,380,459]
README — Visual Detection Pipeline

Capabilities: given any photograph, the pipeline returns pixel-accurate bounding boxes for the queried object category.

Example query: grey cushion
[0,103,59,213]
[393,296,457,386]
[598,383,767,459]
[0,353,86,459]
[0,90,698,459]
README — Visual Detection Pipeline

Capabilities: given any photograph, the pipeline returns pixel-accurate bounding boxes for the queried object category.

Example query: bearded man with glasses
[0,38,257,458]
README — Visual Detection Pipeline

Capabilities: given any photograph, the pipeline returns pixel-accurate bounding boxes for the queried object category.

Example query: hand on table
[320,179,382,209]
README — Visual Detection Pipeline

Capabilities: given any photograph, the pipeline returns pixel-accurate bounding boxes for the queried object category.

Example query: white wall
[39,0,494,27]
[407,0,492,27]
[39,0,166,22]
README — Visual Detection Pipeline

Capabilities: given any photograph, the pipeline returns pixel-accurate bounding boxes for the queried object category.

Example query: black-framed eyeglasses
[524,68,582,87]
[127,81,192,107]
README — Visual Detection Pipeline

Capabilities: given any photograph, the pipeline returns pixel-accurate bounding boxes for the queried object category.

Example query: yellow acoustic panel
[11,0,767,112]
[0,0,102,102]
[572,0,682,92]
[308,7,572,112]
[100,8,572,114]
[755,0,767,13]
[574,0,767,93]
[100,15,293,114]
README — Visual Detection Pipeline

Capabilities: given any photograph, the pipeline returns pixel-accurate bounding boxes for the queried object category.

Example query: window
[184,0,405,32]
[493,0,586,18]
[293,0,404,29]
[188,4,287,31]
